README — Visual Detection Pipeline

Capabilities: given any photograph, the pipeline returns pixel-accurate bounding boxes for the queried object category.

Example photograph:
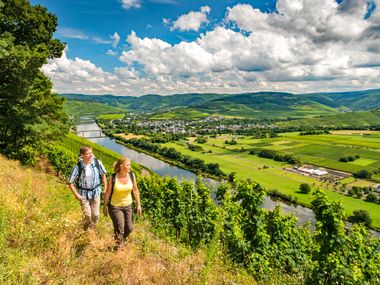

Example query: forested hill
[303,89,380,110]
[61,93,231,112]
[61,89,380,117]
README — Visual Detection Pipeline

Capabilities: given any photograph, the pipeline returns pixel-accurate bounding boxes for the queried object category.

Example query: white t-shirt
[84,164,93,189]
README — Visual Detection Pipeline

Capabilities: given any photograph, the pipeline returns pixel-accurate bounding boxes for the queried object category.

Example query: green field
[96,113,125,120]
[162,132,380,229]
[198,132,380,174]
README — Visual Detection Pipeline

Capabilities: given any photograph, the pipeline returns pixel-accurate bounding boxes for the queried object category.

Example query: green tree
[348,209,372,227]
[299,183,311,194]
[0,0,67,164]
[354,169,372,179]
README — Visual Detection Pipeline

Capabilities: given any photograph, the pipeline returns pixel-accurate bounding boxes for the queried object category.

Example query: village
[109,115,277,135]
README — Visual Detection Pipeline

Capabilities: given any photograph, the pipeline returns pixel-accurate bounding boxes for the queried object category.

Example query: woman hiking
[103,157,142,248]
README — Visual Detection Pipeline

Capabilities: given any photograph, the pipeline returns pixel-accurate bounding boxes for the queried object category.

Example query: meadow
[162,131,380,229]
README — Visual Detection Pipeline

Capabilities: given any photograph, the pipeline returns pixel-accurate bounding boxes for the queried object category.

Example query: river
[77,121,318,228]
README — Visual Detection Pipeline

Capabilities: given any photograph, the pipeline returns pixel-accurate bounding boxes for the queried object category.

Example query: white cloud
[171,6,211,31]
[121,0,141,10]
[162,18,171,26]
[106,50,117,56]
[43,1,380,95]
[111,32,120,48]
[58,27,111,44]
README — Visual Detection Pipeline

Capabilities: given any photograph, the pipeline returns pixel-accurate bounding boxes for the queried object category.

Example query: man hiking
[68,146,107,230]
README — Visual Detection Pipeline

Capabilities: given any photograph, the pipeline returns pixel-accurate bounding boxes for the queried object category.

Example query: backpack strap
[108,171,135,206]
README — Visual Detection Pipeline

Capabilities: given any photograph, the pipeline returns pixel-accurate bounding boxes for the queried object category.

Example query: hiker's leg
[109,205,125,245]
[90,196,100,227]
[80,198,92,230]
[124,204,134,239]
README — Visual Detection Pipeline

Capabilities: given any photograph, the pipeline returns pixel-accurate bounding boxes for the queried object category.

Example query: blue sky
[30,0,380,96]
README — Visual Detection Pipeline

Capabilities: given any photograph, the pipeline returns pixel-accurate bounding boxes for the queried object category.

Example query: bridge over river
[76,129,106,139]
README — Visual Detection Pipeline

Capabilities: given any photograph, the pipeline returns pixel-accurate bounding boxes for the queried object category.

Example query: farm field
[208,132,380,174]
[96,113,125,120]
[162,131,380,229]
[114,133,147,140]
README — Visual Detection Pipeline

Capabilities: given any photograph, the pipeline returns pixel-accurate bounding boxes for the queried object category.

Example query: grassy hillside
[277,110,380,128]
[0,155,259,284]
[194,92,338,118]
[64,99,126,118]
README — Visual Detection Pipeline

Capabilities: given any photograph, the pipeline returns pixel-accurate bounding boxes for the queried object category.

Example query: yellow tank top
[110,176,133,206]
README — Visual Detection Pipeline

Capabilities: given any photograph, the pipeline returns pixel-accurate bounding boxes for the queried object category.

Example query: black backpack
[108,171,135,205]
[76,158,102,191]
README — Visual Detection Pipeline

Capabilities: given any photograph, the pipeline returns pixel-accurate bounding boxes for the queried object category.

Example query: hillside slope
[195,92,338,118]
[61,93,230,113]
[0,155,256,284]
[61,89,380,119]
[277,110,380,128]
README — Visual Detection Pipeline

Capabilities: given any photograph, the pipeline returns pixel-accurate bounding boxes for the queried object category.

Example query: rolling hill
[61,88,380,119]
[276,110,380,129]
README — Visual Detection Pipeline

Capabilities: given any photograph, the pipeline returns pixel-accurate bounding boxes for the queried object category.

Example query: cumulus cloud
[43,0,380,95]
[121,0,141,10]
[171,6,211,31]
[111,32,120,48]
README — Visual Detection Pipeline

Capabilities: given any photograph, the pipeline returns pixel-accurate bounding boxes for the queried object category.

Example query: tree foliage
[299,183,311,194]
[309,191,380,284]
[0,0,67,164]
[349,209,372,227]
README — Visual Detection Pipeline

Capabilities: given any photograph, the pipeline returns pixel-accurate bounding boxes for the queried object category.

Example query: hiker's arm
[68,166,82,201]
[132,174,142,215]
[103,177,112,217]
[68,183,82,201]
[103,177,113,206]
[101,173,107,195]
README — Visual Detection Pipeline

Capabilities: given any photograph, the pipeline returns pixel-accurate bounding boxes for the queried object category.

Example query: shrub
[353,169,372,179]
[348,210,372,227]
[365,193,377,203]
[299,183,311,194]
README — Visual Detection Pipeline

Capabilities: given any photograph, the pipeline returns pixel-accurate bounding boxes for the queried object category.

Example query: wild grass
[0,155,261,285]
